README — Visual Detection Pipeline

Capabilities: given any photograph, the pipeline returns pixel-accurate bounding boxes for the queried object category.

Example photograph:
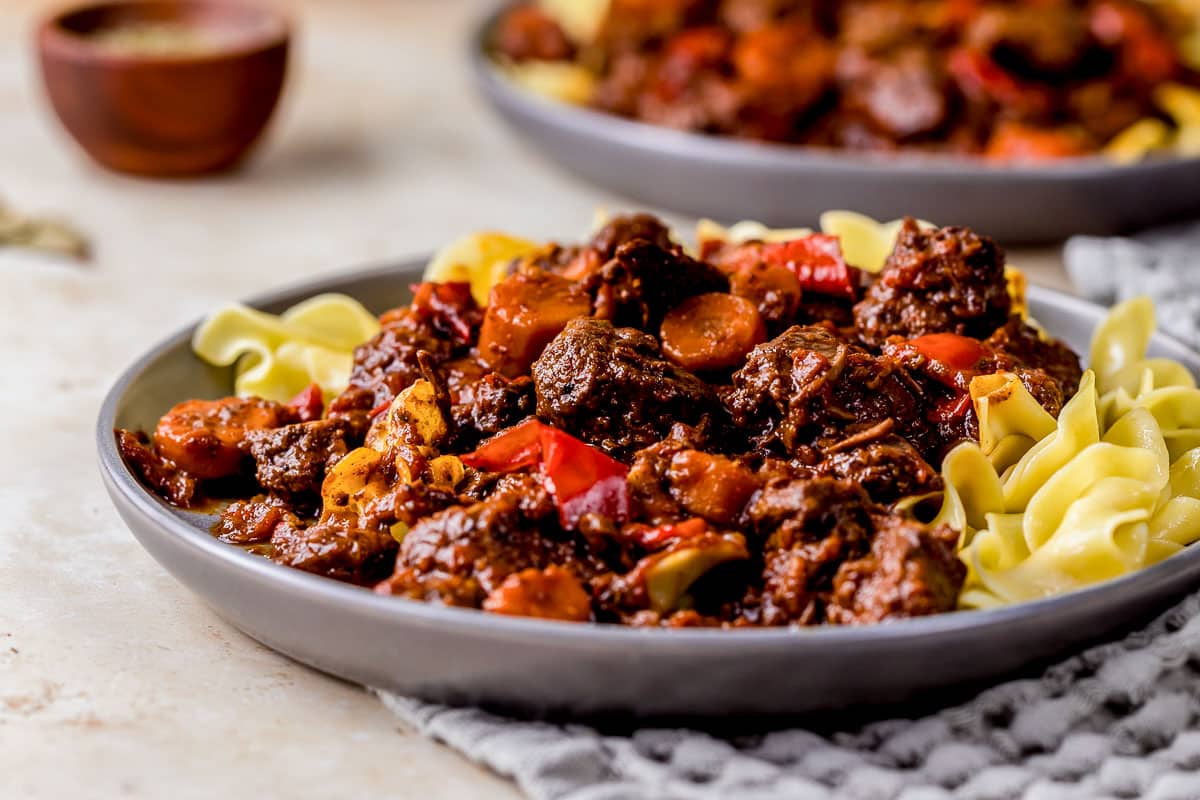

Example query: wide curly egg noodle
[493,1,607,105]
[934,297,1200,609]
[423,231,544,305]
[192,294,380,403]
[1104,82,1200,162]
[498,60,597,105]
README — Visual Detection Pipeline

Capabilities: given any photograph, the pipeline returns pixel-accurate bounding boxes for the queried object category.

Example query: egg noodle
[192,294,380,403]
[194,214,1199,610]
[937,298,1200,609]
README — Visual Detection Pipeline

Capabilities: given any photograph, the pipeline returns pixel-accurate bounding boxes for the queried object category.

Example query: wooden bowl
[37,1,290,176]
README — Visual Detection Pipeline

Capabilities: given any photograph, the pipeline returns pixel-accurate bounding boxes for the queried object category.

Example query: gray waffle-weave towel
[379,588,1200,800]
[379,227,1200,799]
[1065,222,1200,347]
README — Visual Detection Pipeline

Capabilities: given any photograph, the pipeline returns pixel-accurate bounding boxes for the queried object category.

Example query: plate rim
[96,255,1200,651]
[469,4,1200,181]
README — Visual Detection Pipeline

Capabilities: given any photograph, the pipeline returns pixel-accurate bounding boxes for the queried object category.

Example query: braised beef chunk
[451,373,536,443]
[628,427,760,526]
[726,323,926,456]
[591,50,652,118]
[216,497,292,544]
[746,478,877,624]
[243,418,351,496]
[492,2,575,63]
[1014,368,1066,418]
[324,386,377,440]
[589,213,676,259]
[115,429,198,507]
[826,516,964,624]
[627,435,696,525]
[271,517,398,585]
[533,318,722,456]
[985,316,1083,398]
[746,476,874,545]
[587,240,729,330]
[853,220,1011,345]
[377,474,593,608]
[814,427,942,503]
[745,477,962,624]
[732,22,836,135]
[330,310,455,414]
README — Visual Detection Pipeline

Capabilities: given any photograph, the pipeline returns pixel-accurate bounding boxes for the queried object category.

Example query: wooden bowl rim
[37,0,291,66]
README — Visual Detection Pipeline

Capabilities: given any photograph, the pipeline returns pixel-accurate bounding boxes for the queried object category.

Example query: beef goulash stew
[491,0,1200,161]
[116,213,1200,626]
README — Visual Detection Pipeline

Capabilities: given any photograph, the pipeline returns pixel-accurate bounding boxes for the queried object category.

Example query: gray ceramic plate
[472,9,1200,245]
[98,259,1200,720]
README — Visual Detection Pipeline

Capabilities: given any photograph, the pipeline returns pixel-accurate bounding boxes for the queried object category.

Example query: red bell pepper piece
[904,332,990,393]
[287,383,324,422]
[462,419,631,528]
[759,235,859,301]
[909,333,988,372]
[461,417,544,473]
[410,281,479,344]
[634,518,708,550]
[904,333,988,423]
[932,392,973,425]
[540,425,630,528]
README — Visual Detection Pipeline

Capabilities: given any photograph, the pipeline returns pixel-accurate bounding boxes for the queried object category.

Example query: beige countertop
[0,2,1072,798]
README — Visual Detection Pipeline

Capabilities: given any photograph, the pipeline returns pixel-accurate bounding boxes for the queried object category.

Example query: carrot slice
[154,397,293,479]
[659,293,766,373]
[478,269,592,377]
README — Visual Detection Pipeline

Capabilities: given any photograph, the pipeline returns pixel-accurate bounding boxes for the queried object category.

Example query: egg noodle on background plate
[189,213,1200,611]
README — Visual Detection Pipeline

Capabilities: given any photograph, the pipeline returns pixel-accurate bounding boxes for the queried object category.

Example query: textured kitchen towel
[378,588,1200,800]
[1065,221,1200,348]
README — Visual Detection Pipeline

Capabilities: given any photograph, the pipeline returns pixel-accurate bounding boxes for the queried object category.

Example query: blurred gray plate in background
[471,8,1200,245]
